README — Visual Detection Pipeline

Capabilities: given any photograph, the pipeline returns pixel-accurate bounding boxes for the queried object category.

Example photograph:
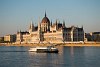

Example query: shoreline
[0,43,100,47]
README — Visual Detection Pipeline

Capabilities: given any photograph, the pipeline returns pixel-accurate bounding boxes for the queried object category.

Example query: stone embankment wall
[0,42,100,46]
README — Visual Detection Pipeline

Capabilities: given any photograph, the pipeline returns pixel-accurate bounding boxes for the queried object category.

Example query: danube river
[0,46,100,67]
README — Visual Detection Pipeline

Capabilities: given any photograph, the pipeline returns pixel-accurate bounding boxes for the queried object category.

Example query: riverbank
[63,43,100,47]
[0,42,100,47]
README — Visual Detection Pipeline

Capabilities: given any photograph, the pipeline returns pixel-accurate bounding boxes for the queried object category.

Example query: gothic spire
[45,11,46,17]
[63,20,65,28]
[56,19,57,25]
[51,20,52,26]
[29,21,33,29]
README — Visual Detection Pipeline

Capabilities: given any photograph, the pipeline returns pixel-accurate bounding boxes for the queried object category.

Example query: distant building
[16,12,85,43]
[4,34,16,42]
[16,31,30,43]
[92,32,100,42]
[85,33,92,41]
[0,37,4,43]
[85,32,100,42]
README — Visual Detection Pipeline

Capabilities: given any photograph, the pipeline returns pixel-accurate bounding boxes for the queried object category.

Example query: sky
[0,0,100,37]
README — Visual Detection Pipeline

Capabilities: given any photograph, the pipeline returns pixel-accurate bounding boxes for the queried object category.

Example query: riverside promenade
[0,42,100,47]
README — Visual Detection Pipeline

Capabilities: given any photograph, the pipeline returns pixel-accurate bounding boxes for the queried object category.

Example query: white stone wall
[43,31,63,43]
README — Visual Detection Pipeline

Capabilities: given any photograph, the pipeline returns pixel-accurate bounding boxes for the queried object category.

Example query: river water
[0,46,100,67]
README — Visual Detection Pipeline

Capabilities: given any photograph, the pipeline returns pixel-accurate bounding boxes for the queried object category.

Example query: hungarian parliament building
[16,12,84,43]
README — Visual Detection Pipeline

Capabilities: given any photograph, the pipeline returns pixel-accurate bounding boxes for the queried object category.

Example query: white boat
[29,46,58,53]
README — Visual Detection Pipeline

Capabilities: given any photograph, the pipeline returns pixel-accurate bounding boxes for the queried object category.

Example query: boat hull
[36,49,58,53]
[29,46,59,53]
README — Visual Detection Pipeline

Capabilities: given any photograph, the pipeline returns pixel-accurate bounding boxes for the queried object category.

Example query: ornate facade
[16,12,84,44]
[63,26,84,42]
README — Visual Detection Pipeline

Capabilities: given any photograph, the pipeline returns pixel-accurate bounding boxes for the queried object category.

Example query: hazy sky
[0,0,100,37]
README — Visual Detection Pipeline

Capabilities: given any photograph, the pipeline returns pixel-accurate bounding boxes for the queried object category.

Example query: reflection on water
[70,47,74,57]
[29,51,59,67]
[0,46,100,67]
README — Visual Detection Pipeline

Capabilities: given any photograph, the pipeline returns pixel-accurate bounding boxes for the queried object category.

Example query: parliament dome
[41,12,50,24]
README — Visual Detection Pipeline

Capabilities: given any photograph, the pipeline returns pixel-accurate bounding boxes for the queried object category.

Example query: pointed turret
[56,19,57,25]
[63,20,65,28]
[45,11,46,17]
[55,19,58,30]
[38,22,41,32]
[29,21,34,33]
[51,20,52,26]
